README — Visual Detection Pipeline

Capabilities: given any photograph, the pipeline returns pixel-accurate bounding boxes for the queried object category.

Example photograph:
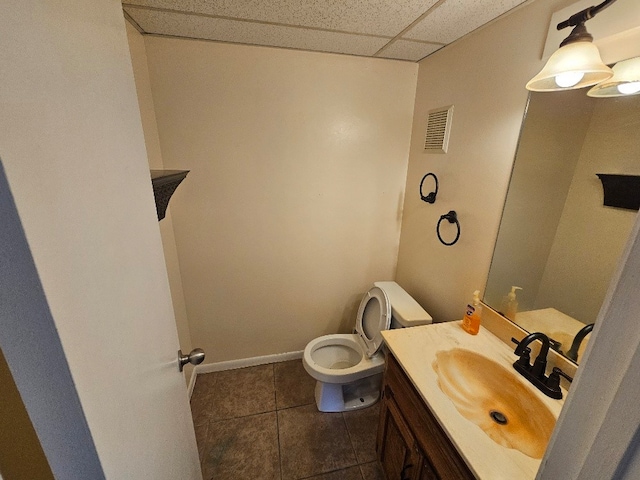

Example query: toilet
[303,281,432,412]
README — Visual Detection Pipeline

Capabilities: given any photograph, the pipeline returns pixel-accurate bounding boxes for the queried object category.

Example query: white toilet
[303,281,432,412]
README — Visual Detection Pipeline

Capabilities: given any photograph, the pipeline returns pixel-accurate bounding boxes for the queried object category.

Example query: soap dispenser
[462,290,482,335]
[501,286,522,321]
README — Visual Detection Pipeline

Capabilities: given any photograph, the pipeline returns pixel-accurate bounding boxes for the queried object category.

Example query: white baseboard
[190,350,304,397]
[196,350,304,374]
[187,368,197,398]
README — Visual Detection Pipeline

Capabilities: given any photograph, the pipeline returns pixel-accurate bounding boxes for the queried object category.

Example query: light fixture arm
[556,0,618,47]
[557,0,617,32]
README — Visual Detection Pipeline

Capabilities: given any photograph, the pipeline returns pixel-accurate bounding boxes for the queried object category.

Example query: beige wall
[125,21,194,382]
[125,22,164,170]
[395,0,580,322]
[143,37,418,362]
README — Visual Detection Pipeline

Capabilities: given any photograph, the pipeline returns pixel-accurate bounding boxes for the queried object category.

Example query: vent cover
[424,105,454,154]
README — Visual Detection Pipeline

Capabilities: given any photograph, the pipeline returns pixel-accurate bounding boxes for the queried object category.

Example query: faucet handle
[511,337,531,368]
[510,337,531,353]
[546,367,573,397]
[548,337,563,352]
[551,367,573,382]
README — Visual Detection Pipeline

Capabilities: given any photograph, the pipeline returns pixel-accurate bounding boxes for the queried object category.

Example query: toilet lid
[355,286,391,357]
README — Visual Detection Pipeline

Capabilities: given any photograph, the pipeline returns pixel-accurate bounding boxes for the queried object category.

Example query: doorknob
[178,348,205,372]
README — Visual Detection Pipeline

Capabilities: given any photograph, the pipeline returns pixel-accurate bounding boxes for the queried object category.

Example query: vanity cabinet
[377,353,475,480]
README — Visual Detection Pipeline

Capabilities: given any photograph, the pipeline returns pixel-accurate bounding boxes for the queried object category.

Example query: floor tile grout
[193,359,383,480]
[272,363,284,480]
[341,412,361,468]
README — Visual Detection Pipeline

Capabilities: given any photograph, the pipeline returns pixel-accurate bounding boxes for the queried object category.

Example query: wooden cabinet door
[378,386,421,480]
[377,353,477,480]
[417,455,439,480]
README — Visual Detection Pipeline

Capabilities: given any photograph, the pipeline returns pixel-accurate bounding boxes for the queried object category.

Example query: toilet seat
[355,286,391,357]
[302,334,385,384]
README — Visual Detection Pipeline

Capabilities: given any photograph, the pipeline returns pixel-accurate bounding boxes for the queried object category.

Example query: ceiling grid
[122,0,528,62]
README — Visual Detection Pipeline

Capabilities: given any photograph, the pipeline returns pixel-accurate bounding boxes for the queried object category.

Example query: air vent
[424,105,454,154]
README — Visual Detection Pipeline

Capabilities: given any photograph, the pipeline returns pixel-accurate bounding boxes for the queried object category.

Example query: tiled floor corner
[191,359,385,480]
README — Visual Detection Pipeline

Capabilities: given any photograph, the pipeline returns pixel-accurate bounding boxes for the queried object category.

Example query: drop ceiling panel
[124,0,440,37]
[378,40,443,62]
[403,0,527,44]
[126,7,391,56]
[123,0,532,62]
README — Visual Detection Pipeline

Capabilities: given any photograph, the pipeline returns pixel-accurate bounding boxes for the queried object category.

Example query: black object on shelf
[596,174,640,211]
[436,210,460,246]
[419,172,439,204]
[151,170,189,221]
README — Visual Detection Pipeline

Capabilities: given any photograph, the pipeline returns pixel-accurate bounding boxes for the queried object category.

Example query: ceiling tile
[123,0,440,37]
[403,0,526,44]
[377,40,443,62]
[126,7,390,56]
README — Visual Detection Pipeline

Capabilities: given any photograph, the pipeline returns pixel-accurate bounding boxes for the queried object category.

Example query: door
[0,2,201,478]
[0,160,201,479]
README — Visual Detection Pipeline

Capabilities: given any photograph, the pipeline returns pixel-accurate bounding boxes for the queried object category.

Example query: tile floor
[190,360,385,480]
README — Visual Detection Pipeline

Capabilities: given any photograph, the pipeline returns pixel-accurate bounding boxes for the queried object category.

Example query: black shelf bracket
[151,170,189,221]
[596,174,640,211]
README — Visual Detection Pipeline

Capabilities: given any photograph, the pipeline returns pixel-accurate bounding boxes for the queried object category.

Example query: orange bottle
[462,290,482,335]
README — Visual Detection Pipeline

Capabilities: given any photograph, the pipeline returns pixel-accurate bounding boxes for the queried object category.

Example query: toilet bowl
[303,281,431,412]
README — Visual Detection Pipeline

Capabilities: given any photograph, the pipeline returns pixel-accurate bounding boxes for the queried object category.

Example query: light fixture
[588,56,640,97]
[526,0,617,92]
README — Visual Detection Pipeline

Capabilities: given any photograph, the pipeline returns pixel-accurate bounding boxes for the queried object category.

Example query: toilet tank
[374,281,432,328]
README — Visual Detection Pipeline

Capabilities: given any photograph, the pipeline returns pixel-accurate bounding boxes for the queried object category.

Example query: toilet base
[314,373,383,412]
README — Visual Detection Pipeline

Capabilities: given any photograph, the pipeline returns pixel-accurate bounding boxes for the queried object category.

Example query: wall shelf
[596,174,640,211]
[150,170,189,221]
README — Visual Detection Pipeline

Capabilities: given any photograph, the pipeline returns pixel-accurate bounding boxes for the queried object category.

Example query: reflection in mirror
[485,87,640,364]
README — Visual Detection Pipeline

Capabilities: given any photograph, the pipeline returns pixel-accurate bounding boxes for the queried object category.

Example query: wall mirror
[484,86,640,364]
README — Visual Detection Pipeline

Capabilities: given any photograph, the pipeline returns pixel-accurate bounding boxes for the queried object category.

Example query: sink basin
[432,348,556,459]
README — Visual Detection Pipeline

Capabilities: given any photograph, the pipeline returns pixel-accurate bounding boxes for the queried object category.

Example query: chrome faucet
[511,332,571,399]
[565,323,594,362]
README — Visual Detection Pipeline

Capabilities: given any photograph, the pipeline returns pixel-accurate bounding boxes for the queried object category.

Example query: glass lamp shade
[526,41,613,92]
[588,56,640,97]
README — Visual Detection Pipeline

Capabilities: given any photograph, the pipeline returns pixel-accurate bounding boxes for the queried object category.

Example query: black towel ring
[419,173,439,204]
[437,210,461,246]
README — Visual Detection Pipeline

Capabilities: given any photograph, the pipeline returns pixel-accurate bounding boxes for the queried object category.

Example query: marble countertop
[381,321,565,479]
[515,308,590,360]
